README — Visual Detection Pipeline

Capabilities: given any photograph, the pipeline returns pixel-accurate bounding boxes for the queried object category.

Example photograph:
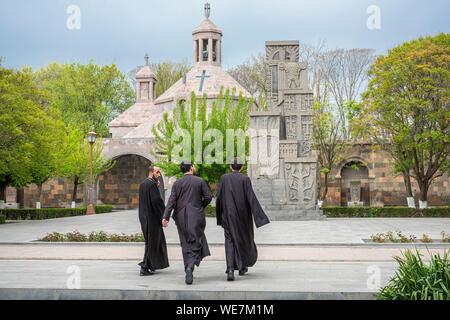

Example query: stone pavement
[0,209,449,243]
[0,210,449,300]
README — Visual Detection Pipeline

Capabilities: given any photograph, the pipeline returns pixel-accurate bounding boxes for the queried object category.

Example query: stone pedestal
[249,41,324,220]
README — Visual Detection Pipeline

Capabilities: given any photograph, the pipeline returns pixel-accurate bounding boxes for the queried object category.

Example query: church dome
[192,18,222,35]
[136,65,156,79]
[154,64,251,105]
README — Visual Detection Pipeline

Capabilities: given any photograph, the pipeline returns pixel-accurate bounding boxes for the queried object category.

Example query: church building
[99,4,251,208]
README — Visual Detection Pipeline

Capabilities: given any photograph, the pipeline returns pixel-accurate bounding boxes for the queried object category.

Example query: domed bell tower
[192,3,222,66]
[135,54,157,102]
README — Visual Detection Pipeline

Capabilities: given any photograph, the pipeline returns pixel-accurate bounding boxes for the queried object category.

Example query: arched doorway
[340,160,370,206]
[97,154,153,209]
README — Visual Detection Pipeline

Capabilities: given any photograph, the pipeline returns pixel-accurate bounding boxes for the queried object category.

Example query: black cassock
[163,174,212,270]
[216,172,270,272]
[138,178,169,271]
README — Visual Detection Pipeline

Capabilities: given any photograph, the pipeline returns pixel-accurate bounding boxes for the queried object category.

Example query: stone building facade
[323,143,450,207]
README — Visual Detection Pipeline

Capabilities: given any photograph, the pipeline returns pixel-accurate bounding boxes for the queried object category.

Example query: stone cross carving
[248,41,322,219]
[196,70,211,92]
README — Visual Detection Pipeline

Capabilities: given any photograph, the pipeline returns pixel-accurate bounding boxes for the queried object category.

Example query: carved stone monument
[248,41,324,220]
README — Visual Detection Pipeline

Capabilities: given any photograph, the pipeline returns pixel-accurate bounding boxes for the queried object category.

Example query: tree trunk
[16,188,24,208]
[36,183,43,209]
[0,184,6,202]
[402,171,413,197]
[418,180,429,202]
[72,176,79,202]
[321,172,329,201]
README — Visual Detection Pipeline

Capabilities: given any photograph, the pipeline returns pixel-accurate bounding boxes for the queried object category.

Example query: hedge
[203,205,450,218]
[0,205,114,220]
[322,206,450,218]
[0,214,5,224]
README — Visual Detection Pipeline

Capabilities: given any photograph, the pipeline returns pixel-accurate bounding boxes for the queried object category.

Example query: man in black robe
[162,161,212,285]
[216,158,270,281]
[138,166,169,276]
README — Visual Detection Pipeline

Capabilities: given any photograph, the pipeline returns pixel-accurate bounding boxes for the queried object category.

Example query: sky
[1,0,449,74]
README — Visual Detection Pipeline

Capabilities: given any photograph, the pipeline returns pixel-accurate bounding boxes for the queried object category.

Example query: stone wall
[5,143,449,209]
[323,143,450,207]
[98,154,151,209]
[5,178,86,208]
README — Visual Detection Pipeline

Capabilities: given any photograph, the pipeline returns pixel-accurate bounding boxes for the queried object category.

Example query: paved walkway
[1,211,449,299]
[0,260,397,299]
[1,209,449,244]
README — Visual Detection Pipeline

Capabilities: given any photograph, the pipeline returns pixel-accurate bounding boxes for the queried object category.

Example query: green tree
[35,62,134,137]
[0,65,60,202]
[228,53,268,109]
[312,100,348,201]
[361,33,450,206]
[152,89,253,186]
[56,127,114,203]
[154,61,191,98]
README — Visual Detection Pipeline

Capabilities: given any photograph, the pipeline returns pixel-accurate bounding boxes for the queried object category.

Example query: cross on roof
[196,70,210,92]
[204,3,210,19]
[144,53,149,65]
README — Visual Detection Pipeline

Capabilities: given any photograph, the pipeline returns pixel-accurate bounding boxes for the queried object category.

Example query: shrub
[420,234,433,243]
[95,205,114,214]
[322,206,450,218]
[38,230,144,242]
[370,231,439,243]
[65,230,88,242]
[378,249,450,300]
[40,232,66,242]
[88,231,109,242]
[0,214,5,224]
[0,205,113,220]
[441,232,450,243]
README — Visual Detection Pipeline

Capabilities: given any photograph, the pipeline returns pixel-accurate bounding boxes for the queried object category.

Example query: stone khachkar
[248,41,324,220]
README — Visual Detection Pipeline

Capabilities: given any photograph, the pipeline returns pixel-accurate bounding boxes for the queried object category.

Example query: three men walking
[138,159,269,284]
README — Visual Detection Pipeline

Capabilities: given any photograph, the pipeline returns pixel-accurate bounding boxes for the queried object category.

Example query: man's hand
[162,219,169,228]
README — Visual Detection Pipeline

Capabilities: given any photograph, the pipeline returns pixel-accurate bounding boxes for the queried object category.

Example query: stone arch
[335,156,373,179]
[338,158,371,206]
[97,154,163,209]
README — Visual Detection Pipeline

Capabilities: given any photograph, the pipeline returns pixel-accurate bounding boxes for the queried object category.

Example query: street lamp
[86,131,96,215]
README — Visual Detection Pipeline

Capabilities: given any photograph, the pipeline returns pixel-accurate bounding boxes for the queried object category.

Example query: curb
[0,288,376,300]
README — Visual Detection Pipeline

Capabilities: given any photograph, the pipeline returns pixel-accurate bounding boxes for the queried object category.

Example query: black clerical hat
[180,160,193,173]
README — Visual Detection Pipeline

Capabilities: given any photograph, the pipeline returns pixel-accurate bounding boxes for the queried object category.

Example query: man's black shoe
[185,267,194,285]
[140,267,153,276]
[238,267,248,276]
[227,270,235,281]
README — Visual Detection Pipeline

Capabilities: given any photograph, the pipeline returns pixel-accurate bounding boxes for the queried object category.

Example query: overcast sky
[1,0,449,73]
